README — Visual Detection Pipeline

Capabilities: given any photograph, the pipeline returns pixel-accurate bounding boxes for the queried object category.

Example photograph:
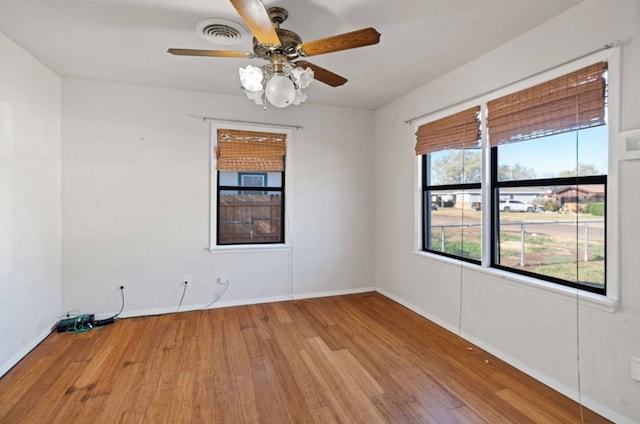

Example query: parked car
[471,201,481,211]
[499,199,534,212]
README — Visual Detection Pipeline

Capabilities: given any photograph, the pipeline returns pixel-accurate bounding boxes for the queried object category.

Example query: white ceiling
[0,0,583,110]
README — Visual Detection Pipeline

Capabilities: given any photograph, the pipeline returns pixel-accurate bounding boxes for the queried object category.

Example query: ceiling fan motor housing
[267,7,288,25]
[253,28,302,59]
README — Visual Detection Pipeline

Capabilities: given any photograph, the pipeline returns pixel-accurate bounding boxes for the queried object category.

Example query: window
[418,107,482,263]
[492,132,607,294]
[489,62,608,294]
[214,128,286,245]
[418,60,612,296]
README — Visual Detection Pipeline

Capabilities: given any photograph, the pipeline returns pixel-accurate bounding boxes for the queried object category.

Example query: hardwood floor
[0,292,611,423]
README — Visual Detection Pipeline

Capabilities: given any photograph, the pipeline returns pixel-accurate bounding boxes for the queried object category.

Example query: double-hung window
[417,107,482,263]
[489,62,608,294]
[214,128,286,246]
[418,59,612,296]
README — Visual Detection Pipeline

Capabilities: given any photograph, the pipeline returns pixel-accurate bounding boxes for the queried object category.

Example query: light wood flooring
[0,292,611,423]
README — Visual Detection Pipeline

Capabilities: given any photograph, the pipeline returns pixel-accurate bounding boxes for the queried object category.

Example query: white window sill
[412,251,619,313]
[209,244,291,254]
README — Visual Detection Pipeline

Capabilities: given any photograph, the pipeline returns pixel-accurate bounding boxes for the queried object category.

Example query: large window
[418,107,482,262]
[418,60,610,295]
[491,129,607,294]
[215,128,286,245]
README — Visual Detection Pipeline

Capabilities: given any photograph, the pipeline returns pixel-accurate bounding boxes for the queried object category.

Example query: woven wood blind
[216,129,286,172]
[487,62,607,146]
[415,106,481,155]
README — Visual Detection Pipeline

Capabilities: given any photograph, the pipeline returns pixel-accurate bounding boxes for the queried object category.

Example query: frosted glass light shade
[239,65,264,92]
[293,67,314,89]
[244,89,264,105]
[265,74,296,108]
[292,88,307,105]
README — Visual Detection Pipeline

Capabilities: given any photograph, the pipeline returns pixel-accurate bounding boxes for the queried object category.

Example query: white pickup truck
[499,199,534,212]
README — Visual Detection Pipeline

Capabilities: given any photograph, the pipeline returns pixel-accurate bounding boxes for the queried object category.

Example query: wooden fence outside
[218,193,282,244]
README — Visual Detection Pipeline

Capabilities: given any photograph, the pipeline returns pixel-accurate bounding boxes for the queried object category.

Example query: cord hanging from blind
[216,129,286,171]
[414,106,481,155]
[487,62,608,146]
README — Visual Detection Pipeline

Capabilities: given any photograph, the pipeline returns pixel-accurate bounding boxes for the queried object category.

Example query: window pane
[497,126,608,181]
[496,185,605,289]
[219,171,283,188]
[218,191,282,244]
[428,149,481,185]
[239,173,266,187]
[426,190,481,261]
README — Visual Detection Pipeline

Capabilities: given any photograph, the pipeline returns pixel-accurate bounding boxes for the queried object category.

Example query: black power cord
[96,285,125,326]
[176,281,188,312]
[112,285,125,318]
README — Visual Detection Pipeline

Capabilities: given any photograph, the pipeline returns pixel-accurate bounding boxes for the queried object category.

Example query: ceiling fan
[167,0,381,107]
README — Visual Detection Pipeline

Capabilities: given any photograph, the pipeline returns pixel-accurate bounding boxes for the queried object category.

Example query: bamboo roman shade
[415,106,481,155]
[216,129,286,172]
[487,62,607,146]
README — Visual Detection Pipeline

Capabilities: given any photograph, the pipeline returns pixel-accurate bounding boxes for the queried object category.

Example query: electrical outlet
[631,356,640,382]
[182,274,191,285]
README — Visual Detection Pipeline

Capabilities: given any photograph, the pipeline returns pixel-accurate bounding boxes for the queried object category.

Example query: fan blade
[229,0,281,47]
[298,27,380,57]
[168,48,254,58]
[296,61,348,87]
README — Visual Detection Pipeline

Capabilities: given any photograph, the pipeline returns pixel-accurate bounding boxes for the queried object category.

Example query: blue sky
[498,125,608,177]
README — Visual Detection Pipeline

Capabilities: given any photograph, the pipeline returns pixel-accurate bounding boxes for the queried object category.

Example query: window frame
[421,153,482,264]
[209,122,293,250]
[217,173,285,246]
[490,148,608,295]
[414,48,620,303]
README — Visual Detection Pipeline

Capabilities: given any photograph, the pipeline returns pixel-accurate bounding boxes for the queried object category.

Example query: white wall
[0,33,61,376]
[374,1,640,422]
[61,79,375,317]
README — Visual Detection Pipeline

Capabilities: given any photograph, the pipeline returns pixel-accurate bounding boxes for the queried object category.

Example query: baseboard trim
[116,286,376,319]
[458,331,630,424]
[292,286,376,300]
[0,322,57,378]
[375,287,460,335]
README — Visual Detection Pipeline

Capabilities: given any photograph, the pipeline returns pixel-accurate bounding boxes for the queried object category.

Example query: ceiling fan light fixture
[238,64,311,108]
[265,72,296,108]
[239,65,264,92]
